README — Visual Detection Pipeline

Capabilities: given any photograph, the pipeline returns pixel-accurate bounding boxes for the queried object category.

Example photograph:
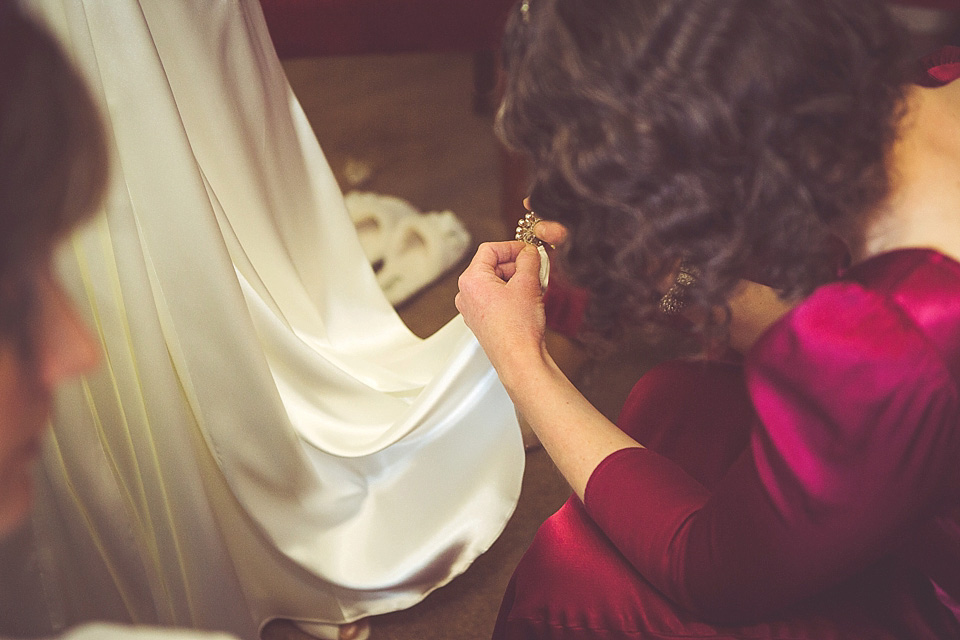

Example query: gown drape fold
[0,1,523,638]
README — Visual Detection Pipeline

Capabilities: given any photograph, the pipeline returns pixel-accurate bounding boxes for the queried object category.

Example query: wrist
[496,341,560,403]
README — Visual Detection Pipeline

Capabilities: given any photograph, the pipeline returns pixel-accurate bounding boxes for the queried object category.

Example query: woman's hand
[456,241,547,381]
[459,237,642,501]
[533,219,568,247]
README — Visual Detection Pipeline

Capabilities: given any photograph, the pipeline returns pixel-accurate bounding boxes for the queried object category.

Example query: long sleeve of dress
[583,249,960,624]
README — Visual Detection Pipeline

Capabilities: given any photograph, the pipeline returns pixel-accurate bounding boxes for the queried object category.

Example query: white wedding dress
[0,1,523,638]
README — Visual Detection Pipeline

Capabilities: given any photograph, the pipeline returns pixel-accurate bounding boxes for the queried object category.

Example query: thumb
[534,220,568,246]
[512,244,544,287]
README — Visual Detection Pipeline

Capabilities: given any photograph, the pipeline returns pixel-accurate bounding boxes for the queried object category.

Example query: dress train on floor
[0,2,523,638]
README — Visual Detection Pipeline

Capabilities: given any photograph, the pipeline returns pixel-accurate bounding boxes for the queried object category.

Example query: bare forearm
[499,349,642,500]
[455,240,643,498]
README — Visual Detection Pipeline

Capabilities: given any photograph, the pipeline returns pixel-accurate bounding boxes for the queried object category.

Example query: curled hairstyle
[498,0,908,346]
[0,4,108,348]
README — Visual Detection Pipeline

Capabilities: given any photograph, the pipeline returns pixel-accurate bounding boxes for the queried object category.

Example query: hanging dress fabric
[0,1,523,638]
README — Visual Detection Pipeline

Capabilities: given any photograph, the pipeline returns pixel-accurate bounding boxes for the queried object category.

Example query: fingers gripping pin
[515,211,550,291]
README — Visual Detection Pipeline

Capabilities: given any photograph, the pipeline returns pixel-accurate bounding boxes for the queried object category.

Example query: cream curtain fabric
[0,1,523,638]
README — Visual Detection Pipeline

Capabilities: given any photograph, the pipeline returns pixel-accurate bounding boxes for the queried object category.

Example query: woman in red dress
[456,0,960,637]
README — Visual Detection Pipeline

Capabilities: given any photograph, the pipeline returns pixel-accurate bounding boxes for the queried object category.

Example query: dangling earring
[658,261,699,314]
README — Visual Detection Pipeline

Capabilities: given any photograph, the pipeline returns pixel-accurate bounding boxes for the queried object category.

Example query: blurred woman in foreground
[0,6,236,639]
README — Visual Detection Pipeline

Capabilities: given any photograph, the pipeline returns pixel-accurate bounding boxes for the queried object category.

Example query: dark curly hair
[497,0,909,347]
[0,4,108,354]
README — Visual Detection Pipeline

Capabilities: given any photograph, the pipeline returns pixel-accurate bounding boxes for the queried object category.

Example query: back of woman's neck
[857,81,960,264]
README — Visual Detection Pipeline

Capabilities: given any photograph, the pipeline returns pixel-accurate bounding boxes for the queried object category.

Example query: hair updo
[498,0,908,346]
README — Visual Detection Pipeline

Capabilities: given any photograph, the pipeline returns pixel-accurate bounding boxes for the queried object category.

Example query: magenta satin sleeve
[583,279,960,623]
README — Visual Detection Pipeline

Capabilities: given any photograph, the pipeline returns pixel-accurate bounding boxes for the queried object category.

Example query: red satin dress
[494,51,960,640]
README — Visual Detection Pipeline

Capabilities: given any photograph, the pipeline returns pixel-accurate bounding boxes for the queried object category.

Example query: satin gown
[0,2,523,638]
[492,49,960,638]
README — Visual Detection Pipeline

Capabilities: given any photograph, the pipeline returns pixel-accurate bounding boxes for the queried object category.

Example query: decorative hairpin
[515,211,546,247]
[515,210,551,290]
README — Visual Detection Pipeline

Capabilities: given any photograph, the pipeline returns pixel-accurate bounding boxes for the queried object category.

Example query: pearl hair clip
[515,211,546,247]
[514,210,551,290]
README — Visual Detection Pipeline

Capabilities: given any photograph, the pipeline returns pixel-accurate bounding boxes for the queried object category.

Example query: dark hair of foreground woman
[498,0,909,346]
[0,3,107,357]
